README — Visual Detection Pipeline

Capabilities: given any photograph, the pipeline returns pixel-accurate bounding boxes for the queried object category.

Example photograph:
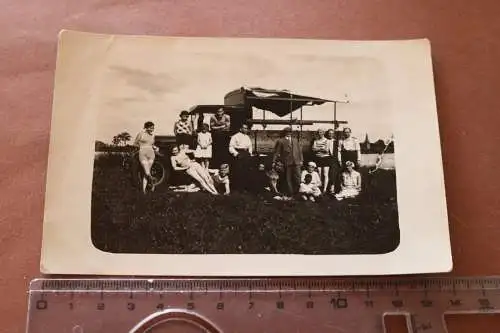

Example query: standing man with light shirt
[229,123,253,192]
[338,127,361,169]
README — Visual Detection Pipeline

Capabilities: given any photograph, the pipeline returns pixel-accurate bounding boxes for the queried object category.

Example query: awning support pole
[299,106,303,141]
[333,101,338,130]
[300,106,303,132]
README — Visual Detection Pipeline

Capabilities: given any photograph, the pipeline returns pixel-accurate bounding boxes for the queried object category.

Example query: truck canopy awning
[188,87,347,118]
[238,87,334,117]
[188,105,242,115]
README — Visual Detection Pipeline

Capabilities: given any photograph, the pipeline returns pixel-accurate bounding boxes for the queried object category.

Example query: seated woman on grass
[335,161,362,201]
[170,146,218,195]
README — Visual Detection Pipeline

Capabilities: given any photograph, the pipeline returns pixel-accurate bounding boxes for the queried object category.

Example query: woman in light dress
[134,121,159,193]
[170,145,218,195]
[194,123,212,170]
[335,161,362,201]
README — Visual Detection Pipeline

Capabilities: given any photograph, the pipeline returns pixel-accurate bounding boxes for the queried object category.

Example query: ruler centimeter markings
[26,277,500,333]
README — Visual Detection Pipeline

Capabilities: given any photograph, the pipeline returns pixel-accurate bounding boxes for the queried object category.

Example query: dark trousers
[212,131,230,167]
[176,133,193,148]
[328,159,341,193]
[231,149,251,191]
[341,150,359,168]
[284,164,302,196]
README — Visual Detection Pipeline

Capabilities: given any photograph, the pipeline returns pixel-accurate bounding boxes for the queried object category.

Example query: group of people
[133,108,363,201]
[308,126,363,201]
[256,126,362,202]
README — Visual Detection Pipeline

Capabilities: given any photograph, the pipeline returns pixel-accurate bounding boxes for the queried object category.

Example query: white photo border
[40,31,452,276]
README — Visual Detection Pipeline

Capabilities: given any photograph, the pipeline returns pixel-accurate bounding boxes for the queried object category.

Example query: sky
[94,39,394,143]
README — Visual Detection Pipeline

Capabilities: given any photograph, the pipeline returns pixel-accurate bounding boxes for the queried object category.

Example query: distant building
[359,133,395,154]
[360,133,371,154]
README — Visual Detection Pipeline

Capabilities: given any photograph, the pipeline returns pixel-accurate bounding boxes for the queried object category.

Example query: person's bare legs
[187,166,218,195]
[317,167,323,191]
[198,165,218,194]
[186,168,210,193]
[140,158,154,193]
[322,166,330,193]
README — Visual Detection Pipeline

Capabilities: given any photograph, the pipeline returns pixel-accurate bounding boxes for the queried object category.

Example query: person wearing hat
[272,126,304,198]
[301,161,322,189]
[335,160,362,201]
[174,110,194,149]
[299,173,322,202]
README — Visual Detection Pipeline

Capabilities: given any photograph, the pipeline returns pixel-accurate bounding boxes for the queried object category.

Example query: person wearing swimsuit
[170,146,219,195]
[312,128,335,193]
[134,121,158,193]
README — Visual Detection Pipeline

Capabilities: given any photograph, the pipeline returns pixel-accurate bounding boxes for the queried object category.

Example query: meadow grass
[91,155,400,255]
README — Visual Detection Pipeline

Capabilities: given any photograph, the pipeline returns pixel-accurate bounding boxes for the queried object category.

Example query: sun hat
[307,161,317,168]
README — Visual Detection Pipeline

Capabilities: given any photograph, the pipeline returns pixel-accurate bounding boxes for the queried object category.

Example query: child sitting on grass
[211,163,231,195]
[301,161,322,190]
[299,173,322,202]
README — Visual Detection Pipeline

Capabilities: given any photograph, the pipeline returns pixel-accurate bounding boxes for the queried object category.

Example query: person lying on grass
[299,173,322,202]
[335,161,362,201]
[170,145,218,195]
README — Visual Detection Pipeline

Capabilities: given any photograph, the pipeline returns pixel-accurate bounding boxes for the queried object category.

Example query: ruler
[26,277,500,333]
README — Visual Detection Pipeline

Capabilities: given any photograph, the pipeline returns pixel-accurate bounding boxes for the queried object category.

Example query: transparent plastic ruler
[26,277,500,332]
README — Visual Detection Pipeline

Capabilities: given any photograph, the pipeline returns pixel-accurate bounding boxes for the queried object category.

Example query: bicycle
[124,149,167,190]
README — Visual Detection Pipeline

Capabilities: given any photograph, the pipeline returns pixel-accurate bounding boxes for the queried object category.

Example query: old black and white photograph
[92,85,399,255]
[41,31,452,275]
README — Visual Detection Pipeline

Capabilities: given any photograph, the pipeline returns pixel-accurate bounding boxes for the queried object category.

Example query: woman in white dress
[170,146,218,195]
[134,121,158,193]
[194,123,212,170]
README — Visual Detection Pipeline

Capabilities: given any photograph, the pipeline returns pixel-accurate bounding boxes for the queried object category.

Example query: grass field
[91,154,400,255]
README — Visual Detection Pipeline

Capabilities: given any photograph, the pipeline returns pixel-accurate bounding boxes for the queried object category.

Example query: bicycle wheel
[150,160,166,186]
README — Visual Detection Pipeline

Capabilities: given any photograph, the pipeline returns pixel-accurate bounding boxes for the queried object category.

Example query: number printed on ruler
[26,277,500,333]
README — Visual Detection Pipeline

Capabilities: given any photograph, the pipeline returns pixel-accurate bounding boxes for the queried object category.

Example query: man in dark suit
[272,127,303,198]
